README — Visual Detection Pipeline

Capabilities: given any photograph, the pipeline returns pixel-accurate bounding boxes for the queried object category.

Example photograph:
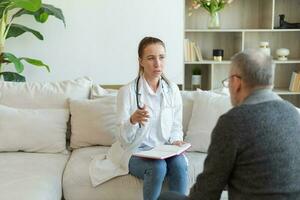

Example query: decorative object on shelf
[191,67,202,90]
[213,49,224,61]
[189,0,234,29]
[259,41,271,56]
[0,0,65,82]
[276,14,300,29]
[208,11,220,29]
[276,48,290,61]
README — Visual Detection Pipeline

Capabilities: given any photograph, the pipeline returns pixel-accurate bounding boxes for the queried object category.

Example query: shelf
[244,31,300,58]
[185,60,231,65]
[273,88,300,95]
[184,0,300,106]
[185,60,300,65]
[274,0,300,29]
[273,60,300,64]
[272,29,300,32]
[185,29,300,33]
[185,32,242,60]
[185,0,273,29]
[184,64,211,90]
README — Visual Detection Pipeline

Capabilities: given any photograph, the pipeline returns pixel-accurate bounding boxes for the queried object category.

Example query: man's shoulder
[230,99,289,112]
[224,99,297,121]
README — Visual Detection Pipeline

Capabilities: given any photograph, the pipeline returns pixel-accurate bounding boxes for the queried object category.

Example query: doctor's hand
[130,105,150,126]
[172,140,186,146]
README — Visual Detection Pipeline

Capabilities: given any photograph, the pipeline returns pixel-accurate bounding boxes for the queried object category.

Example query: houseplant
[191,66,201,90]
[0,0,65,82]
[189,0,234,29]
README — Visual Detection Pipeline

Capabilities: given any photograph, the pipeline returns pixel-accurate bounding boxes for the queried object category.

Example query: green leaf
[0,1,10,17]
[36,12,48,23]
[10,0,41,12]
[0,71,25,82]
[3,52,24,73]
[39,4,65,26]
[20,57,50,72]
[12,4,65,27]
[6,23,43,40]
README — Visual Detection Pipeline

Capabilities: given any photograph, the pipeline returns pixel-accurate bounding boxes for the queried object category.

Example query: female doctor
[116,37,188,200]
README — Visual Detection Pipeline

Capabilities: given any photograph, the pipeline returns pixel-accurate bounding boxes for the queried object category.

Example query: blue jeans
[129,154,188,200]
[158,191,189,200]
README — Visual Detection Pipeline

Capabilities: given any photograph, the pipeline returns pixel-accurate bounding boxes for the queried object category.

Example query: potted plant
[0,0,65,82]
[191,66,202,90]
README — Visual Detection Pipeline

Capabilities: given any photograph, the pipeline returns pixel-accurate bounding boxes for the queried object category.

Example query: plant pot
[191,75,201,90]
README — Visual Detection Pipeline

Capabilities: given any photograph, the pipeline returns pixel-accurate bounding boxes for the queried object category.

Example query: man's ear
[232,77,242,94]
[236,78,242,93]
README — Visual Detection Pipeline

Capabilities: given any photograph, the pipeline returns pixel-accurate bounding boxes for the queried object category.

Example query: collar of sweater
[242,88,281,105]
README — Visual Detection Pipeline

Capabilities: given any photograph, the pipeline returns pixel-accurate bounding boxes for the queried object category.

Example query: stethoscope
[135,75,168,128]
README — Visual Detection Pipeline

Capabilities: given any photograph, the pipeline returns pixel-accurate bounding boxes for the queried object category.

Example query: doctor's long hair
[137,37,170,85]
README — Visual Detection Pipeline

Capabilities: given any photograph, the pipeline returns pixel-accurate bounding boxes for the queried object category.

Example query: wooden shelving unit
[184,0,300,106]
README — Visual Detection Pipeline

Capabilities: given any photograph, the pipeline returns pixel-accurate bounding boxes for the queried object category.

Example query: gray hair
[231,49,274,88]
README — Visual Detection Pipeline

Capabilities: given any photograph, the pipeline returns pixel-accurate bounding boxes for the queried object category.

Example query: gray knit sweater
[189,89,300,200]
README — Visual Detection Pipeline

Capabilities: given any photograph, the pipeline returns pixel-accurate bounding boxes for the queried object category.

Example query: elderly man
[159,49,300,200]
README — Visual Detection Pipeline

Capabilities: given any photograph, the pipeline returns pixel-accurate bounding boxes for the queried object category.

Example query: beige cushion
[0,77,92,109]
[0,105,69,153]
[181,91,196,134]
[185,90,232,152]
[0,152,69,200]
[63,146,225,200]
[70,96,118,148]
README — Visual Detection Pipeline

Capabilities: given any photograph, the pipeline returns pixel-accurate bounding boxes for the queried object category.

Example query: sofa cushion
[0,105,69,153]
[70,97,117,148]
[181,91,196,134]
[63,146,230,200]
[185,90,232,152]
[0,77,92,109]
[0,152,69,200]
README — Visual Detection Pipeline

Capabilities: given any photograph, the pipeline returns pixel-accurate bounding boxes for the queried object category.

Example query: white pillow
[70,96,117,148]
[0,77,92,109]
[185,90,232,152]
[0,105,69,153]
[181,91,196,134]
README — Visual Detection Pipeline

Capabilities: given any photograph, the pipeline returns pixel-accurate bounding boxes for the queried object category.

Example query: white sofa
[1,77,299,200]
[0,77,92,200]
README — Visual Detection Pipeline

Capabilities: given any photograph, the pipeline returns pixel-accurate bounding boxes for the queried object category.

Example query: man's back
[189,94,300,200]
[226,100,300,199]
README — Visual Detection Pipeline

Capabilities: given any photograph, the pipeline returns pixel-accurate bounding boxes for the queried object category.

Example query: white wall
[4,0,184,84]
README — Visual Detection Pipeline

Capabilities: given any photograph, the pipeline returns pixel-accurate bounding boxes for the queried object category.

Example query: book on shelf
[133,143,191,160]
[193,43,203,61]
[184,38,202,62]
[184,38,190,62]
[289,71,300,92]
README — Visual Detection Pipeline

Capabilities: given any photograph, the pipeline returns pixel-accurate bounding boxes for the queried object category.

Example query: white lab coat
[89,77,183,187]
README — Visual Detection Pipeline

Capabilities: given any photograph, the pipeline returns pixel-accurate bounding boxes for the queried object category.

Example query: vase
[208,11,220,29]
